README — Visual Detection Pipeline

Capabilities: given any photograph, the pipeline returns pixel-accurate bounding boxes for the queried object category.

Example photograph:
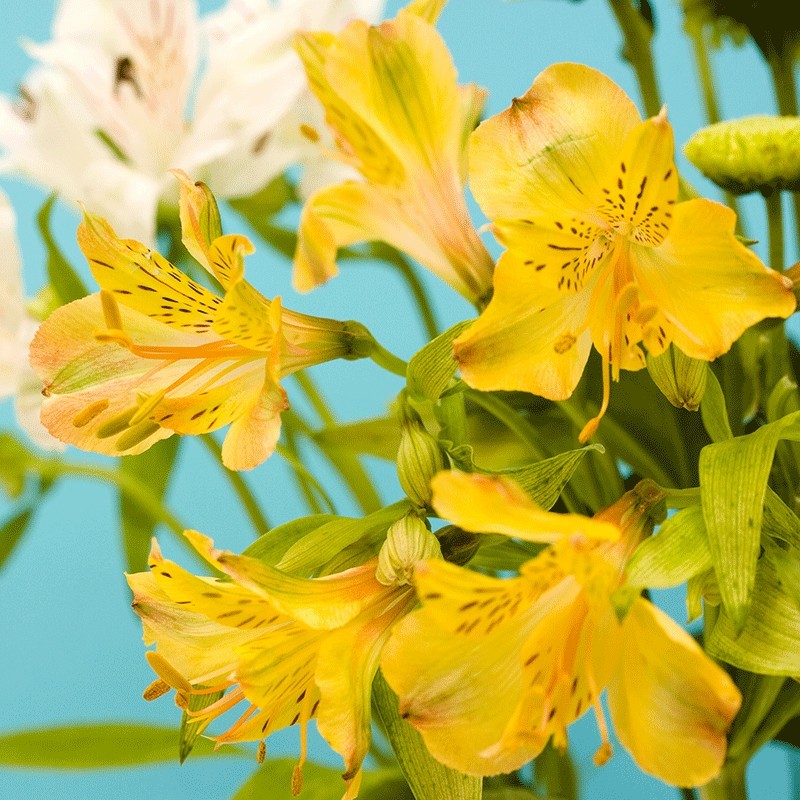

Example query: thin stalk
[369,340,408,378]
[681,789,697,800]
[200,435,270,536]
[293,371,336,427]
[695,760,748,800]
[728,675,785,762]
[607,0,662,117]
[276,443,335,514]
[764,191,785,271]
[687,25,743,223]
[766,48,800,245]
[279,421,326,514]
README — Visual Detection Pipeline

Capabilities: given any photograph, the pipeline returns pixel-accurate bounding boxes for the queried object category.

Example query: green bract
[684,115,800,195]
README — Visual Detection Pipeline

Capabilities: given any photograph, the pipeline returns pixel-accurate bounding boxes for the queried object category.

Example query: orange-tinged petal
[607,598,742,787]
[632,199,796,360]
[78,210,222,332]
[381,580,548,776]
[454,252,595,399]
[469,63,640,224]
[430,471,619,542]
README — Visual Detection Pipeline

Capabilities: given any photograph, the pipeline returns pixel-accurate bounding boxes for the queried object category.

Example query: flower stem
[687,25,743,224]
[369,340,408,377]
[764,190,785,270]
[607,0,662,117]
[200,435,270,536]
[696,760,748,800]
[766,48,800,245]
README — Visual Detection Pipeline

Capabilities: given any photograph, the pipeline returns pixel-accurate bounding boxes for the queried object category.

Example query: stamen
[145,650,193,695]
[96,407,138,439]
[299,124,320,143]
[186,686,244,720]
[101,289,125,331]
[73,399,110,428]
[129,391,167,425]
[143,679,170,701]
[116,420,161,450]
[592,699,613,766]
[579,349,611,443]
[257,741,266,764]
[291,764,303,797]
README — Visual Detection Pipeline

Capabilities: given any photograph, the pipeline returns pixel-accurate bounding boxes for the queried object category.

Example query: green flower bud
[646,345,708,411]
[684,116,800,195]
[396,405,448,509]
[376,515,442,587]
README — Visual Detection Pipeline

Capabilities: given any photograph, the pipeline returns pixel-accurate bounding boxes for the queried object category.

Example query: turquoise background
[0,0,797,797]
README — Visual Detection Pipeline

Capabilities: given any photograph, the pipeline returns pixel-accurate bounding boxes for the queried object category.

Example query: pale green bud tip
[376,515,443,587]
[646,346,708,411]
[396,410,448,508]
[684,115,800,195]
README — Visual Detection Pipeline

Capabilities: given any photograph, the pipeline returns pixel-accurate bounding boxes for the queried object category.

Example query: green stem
[687,25,743,224]
[745,679,800,756]
[766,48,800,246]
[695,760,748,800]
[279,421,326,514]
[728,675,785,762]
[200,435,270,536]
[369,340,409,377]
[607,0,662,117]
[662,486,701,508]
[764,191,785,271]
[681,789,697,800]
[293,371,337,427]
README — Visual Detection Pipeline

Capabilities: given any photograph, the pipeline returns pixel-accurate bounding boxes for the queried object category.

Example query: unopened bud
[684,116,800,196]
[646,345,707,411]
[376,515,442,587]
[397,406,448,508]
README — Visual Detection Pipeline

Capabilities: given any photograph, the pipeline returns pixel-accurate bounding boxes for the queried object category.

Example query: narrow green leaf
[700,368,733,442]
[626,505,712,589]
[314,416,402,461]
[407,321,472,401]
[179,689,225,763]
[700,410,800,630]
[707,555,800,674]
[36,195,87,305]
[232,759,410,800]
[119,437,181,573]
[373,671,482,800]
[0,506,35,571]
[0,724,246,769]
[276,501,411,576]
[229,176,298,259]
[242,514,338,565]
[483,790,538,800]
[763,488,800,550]
[0,433,40,498]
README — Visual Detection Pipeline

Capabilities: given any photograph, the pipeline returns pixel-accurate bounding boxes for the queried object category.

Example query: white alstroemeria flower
[0,190,62,450]
[0,0,383,244]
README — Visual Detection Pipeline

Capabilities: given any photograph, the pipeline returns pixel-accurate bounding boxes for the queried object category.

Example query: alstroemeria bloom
[30,174,372,470]
[0,0,382,244]
[128,530,417,799]
[292,4,495,305]
[455,63,795,439]
[382,474,741,787]
[0,189,61,450]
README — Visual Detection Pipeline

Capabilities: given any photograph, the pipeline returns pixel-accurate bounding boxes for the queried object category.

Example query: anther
[291,764,303,797]
[145,651,193,695]
[142,679,170,701]
[73,399,110,428]
[257,741,266,764]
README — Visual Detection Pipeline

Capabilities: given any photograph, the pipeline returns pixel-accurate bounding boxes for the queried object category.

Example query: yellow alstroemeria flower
[455,63,796,439]
[382,474,742,787]
[128,530,417,799]
[30,172,372,470]
[292,3,495,306]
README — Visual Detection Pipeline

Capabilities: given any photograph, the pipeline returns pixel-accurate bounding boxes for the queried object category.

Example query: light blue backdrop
[0,0,797,798]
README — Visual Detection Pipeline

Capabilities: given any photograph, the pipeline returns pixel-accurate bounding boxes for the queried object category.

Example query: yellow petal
[632,199,796,360]
[211,262,276,352]
[454,252,595,399]
[173,170,223,280]
[316,589,416,792]
[607,598,742,787]
[430,471,620,542]
[469,62,640,224]
[78,210,222,332]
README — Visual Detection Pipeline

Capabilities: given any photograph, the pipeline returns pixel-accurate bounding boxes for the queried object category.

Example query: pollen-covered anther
[594,741,613,766]
[257,741,266,764]
[553,333,577,354]
[299,123,320,143]
[291,764,303,797]
[142,678,170,701]
[174,693,189,710]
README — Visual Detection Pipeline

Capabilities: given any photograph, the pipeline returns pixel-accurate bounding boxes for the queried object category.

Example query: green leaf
[313,416,402,461]
[625,505,712,589]
[534,740,578,800]
[242,514,338,565]
[36,195,87,305]
[700,368,734,443]
[232,759,411,800]
[407,321,472,401]
[373,671,482,800]
[0,724,246,769]
[179,689,225,763]
[119,437,181,573]
[483,790,538,800]
[0,433,40,498]
[0,506,36,571]
[699,410,800,630]
[229,175,298,259]
[276,501,411,576]
[707,555,800,674]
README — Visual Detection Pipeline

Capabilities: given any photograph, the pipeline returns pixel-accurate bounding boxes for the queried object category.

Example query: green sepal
[407,321,472,401]
[179,689,225,763]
